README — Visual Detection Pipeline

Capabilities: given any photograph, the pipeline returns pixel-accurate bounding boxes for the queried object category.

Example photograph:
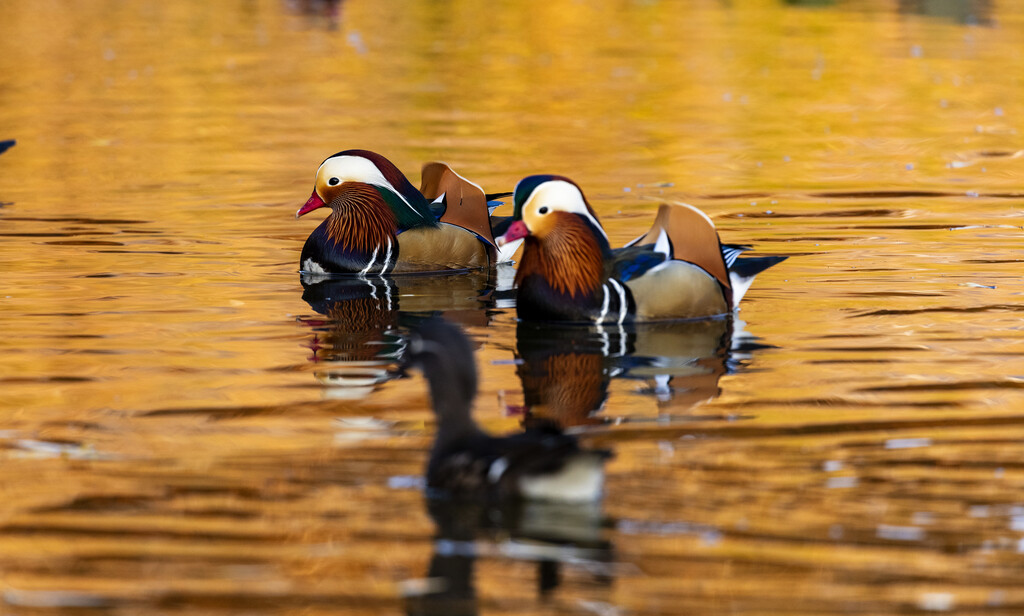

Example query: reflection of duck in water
[496,175,786,322]
[400,318,611,501]
[513,318,736,427]
[400,319,614,615]
[295,150,517,275]
[298,271,496,397]
[285,0,345,26]
[405,497,613,616]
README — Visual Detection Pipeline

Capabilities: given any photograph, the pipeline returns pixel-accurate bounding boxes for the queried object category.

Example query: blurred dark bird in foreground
[400,319,611,502]
[285,0,345,28]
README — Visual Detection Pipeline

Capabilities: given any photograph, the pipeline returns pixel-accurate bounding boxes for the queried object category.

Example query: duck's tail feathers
[721,243,751,268]
[486,190,513,205]
[0,139,15,155]
[728,255,787,308]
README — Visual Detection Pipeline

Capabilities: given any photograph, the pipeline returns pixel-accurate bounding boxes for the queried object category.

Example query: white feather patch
[519,180,607,241]
[597,284,610,323]
[317,155,419,215]
[359,244,379,275]
[729,270,757,309]
[302,258,330,276]
[495,237,523,264]
[487,457,510,483]
[722,245,747,267]
[517,455,606,503]
[382,237,393,273]
[607,278,628,324]
[653,228,671,256]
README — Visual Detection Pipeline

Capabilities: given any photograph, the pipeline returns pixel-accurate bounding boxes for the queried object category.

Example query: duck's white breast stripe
[359,245,379,275]
[381,237,393,274]
[598,327,610,356]
[597,284,610,323]
[608,279,628,324]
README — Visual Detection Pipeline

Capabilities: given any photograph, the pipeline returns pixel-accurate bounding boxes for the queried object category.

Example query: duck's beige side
[625,261,728,319]
[633,203,733,306]
[394,223,489,271]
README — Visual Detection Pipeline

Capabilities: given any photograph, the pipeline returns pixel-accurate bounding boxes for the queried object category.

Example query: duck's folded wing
[608,245,668,282]
[419,162,498,249]
[630,202,733,305]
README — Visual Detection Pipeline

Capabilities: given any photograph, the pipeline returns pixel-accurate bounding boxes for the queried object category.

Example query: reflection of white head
[519,180,607,241]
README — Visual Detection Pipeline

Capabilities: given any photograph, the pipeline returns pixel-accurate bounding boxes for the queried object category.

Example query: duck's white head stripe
[523,180,607,240]
[318,155,416,211]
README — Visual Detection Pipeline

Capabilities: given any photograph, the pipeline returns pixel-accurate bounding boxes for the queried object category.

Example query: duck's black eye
[328,177,340,186]
[539,206,549,214]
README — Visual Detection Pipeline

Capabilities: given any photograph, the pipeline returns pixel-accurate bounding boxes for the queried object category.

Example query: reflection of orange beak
[496,220,529,247]
[296,190,326,218]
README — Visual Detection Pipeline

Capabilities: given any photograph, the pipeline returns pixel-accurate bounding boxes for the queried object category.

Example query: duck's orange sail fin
[420,162,497,250]
[634,202,733,305]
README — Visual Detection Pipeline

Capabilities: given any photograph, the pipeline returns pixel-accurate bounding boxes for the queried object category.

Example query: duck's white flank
[517,455,606,503]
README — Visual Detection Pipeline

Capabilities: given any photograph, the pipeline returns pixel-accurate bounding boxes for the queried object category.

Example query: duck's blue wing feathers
[609,245,667,282]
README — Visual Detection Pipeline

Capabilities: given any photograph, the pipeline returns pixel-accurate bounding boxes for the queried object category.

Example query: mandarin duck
[400,319,610,502]
[496,175,787,322]
[296,150,518,275]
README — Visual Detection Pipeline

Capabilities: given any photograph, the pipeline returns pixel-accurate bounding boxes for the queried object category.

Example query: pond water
[1,0,1023,613]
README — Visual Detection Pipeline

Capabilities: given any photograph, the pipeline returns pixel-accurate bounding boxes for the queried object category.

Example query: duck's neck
[324,185,400,254]
[515,216,609,302]
[420,360,485,448]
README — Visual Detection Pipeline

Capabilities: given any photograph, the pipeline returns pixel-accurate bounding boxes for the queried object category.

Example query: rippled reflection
[405,496,613,616]
[3,0,1024,612]
[513,317,769,427]
[299,270,497,396]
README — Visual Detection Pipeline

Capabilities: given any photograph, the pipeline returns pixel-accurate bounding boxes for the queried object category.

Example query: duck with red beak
[496,175,787,322]
[297,150,517,275]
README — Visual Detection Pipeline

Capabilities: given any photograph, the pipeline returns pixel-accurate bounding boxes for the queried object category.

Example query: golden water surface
[1,0,1023,614]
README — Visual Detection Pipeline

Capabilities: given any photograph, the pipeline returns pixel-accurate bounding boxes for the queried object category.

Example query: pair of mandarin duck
[296,149,786,322]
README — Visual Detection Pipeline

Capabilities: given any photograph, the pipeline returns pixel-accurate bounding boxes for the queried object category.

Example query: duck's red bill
[496,220,530,246]
[296,190,326,218]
